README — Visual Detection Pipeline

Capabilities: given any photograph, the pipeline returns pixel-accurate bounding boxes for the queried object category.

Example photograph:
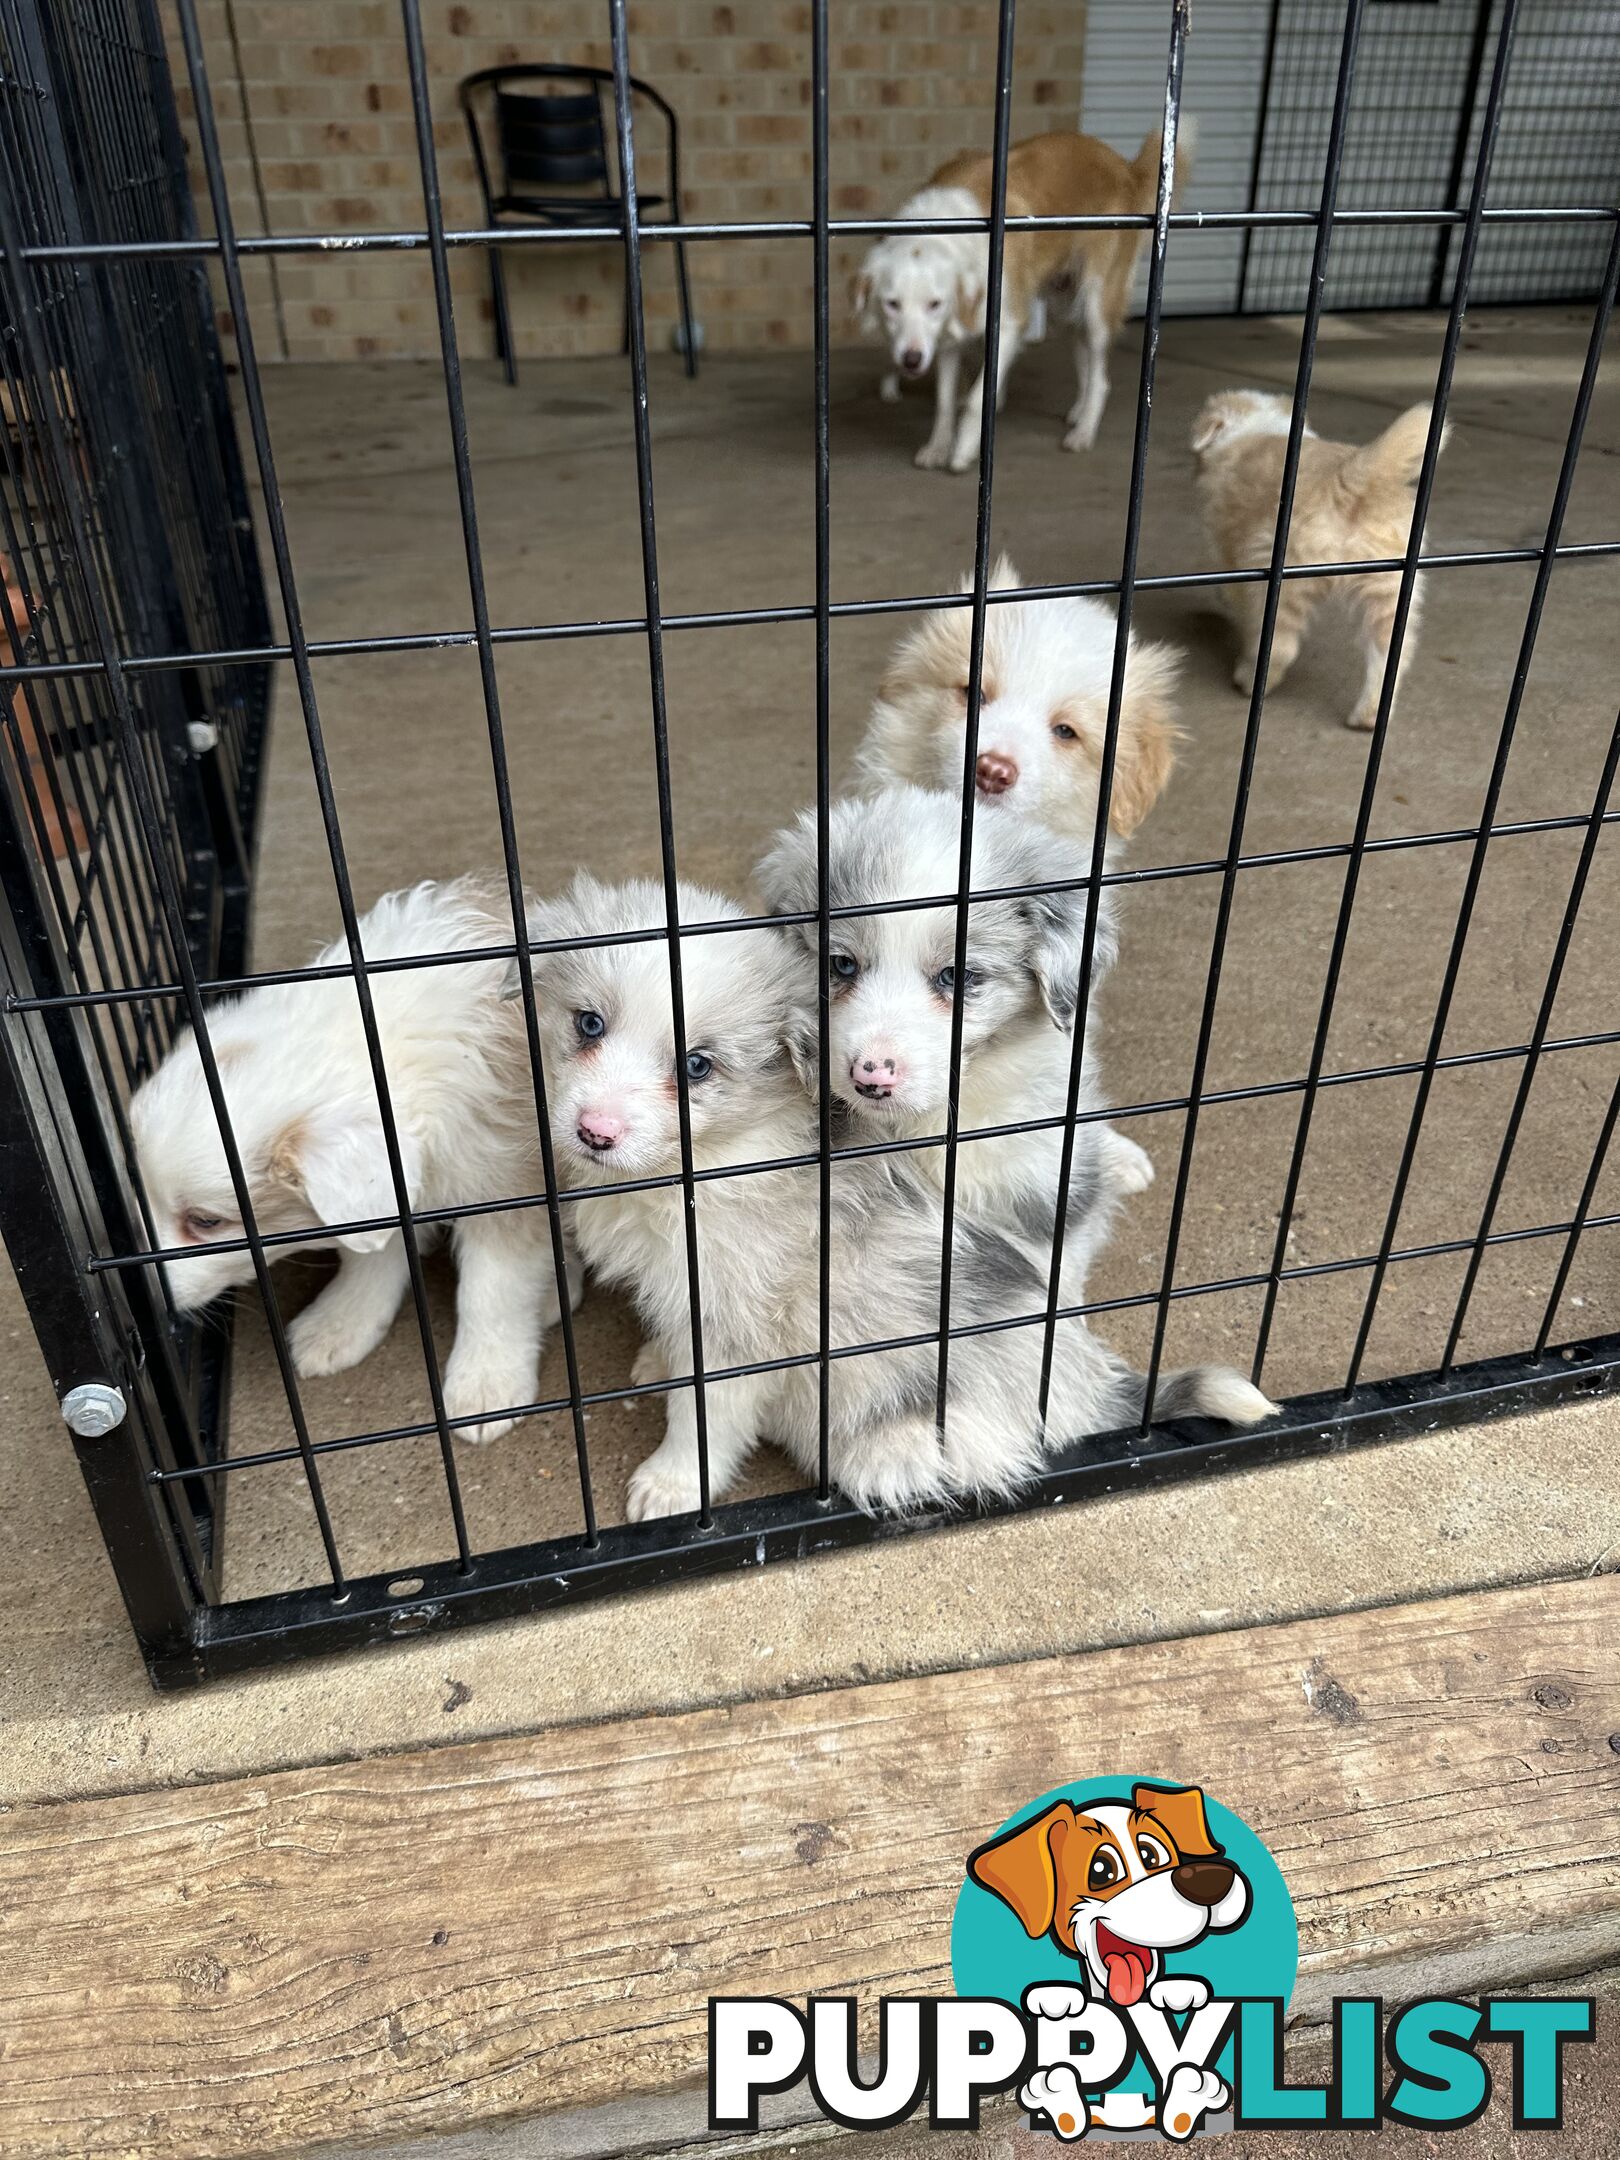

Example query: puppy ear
[1022,885,1089,1032]
[1190,399,1233,455]
[273,1098,419,1253]
[988,550,1023,594]
[1132,1782,1221,1861]
[1108,638,1184,838]
[756,813,817,916]
[967,1801,1076,1939]
[849,264,875,329]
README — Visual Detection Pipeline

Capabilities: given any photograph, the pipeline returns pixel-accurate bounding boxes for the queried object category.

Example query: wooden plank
[0,1574,1616,2160]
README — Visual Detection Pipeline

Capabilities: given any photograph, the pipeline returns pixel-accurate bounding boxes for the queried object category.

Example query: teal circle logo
[952,1778,1297,2131]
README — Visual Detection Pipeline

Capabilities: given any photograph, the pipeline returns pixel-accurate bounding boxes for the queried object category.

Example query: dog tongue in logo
[1096,1923,1153,2006]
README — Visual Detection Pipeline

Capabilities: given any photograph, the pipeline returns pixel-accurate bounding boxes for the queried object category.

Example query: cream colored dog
[854,126,1194,472]
[1192,391,1446,730]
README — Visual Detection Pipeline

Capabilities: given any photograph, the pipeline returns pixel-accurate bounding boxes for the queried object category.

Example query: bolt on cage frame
[0,0,1616,1687]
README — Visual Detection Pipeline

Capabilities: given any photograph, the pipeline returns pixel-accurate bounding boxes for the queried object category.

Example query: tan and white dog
[854,554,1183,851]
[853,126,1194,473]
[1192,391,1447,731]
[969,1783,1250,2140]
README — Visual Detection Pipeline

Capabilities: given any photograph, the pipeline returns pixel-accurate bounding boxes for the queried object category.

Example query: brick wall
[159,2,1085,363]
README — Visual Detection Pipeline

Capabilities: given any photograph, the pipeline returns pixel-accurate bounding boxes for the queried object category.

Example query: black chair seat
[490,192,666,224]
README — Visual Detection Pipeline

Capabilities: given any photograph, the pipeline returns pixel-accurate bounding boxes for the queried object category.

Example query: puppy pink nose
[976,749,1018,795]
[850,1049,905,1100]
[576,1110,624,1153]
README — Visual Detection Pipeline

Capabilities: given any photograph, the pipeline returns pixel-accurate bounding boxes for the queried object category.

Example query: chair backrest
[494,87,609,192]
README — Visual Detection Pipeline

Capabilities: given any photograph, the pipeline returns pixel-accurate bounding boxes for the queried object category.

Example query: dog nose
[850,1050,904,1100]
[1171,1860,1236,1908]
[576,1110,625,1153]
[976,750,1018,795]
[900,346,925,374]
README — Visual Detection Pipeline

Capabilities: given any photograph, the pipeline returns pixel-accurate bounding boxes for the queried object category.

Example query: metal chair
[459,63,697,384]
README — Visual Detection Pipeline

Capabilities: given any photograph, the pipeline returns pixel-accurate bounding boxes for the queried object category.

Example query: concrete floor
[1,306,1617,1800]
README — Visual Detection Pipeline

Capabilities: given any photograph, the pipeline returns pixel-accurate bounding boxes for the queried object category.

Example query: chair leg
[489,243,517,386]
[675,239,697,378]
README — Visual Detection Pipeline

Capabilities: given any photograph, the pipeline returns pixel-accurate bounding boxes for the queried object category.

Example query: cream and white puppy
[853,127,1193,472]
[855,555,1183,851]
[131,879,570,1440]
[761,787,1202,1326]
[1192,391,1446,730]
[521,874,1268,1523]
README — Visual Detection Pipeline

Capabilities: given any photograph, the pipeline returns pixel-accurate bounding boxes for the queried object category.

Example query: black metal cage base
[2,0,1617,1688]
[166,1334,1620,1690]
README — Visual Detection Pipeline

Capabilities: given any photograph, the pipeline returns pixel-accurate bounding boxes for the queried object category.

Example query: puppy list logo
[953,1777,1293,2139]
[709,1774,1594,2142]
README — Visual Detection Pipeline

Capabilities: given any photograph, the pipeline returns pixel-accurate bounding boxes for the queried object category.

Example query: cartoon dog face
[967,1784,1251,2008]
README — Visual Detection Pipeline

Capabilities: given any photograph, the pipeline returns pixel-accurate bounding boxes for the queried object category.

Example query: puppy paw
[838,1422,950,1514]
[947,440,979,474]
[914,437,951,470]
[287,1297,377,1379]
[627,1450,704,1522]
[631,1339,670,1391]
[1345,705,1379,732]
[1161,2064,1229,2142]
[1106,1133,1156,1196]
[1020,2065,1090,2140]
[880,372,902,404]
[443,1344,538,1443]
[1024,1981,1090,2021]
[1148,1975,1210,2014]
[1232,659,1256,696]
[1062,422,1099,454]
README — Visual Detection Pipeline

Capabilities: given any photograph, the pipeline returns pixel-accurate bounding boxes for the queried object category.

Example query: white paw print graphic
[1020,2063,1090,2141]
[1160,2063,1230,2141]
[1148,1975,1211,2014]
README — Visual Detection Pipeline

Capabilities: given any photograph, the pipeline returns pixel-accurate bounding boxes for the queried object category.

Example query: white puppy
[855,555,1183,849]
[131,878,569,1440]
[521,874,1268,1523]
[759,784,1170,1309]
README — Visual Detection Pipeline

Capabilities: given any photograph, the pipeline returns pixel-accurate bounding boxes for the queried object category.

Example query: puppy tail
[1344,402,1446,498]
[1131,117,1197,210]
[1109,1361,1276,1431]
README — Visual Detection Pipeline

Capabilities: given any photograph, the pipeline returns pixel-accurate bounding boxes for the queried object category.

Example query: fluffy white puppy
[521,874,1270,1524]
[855,555,1183,849]
[131,879,569,1441]
[758,784,1163,1306]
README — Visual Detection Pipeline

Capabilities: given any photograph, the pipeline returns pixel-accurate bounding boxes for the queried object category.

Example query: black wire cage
[0,0,1615,1687]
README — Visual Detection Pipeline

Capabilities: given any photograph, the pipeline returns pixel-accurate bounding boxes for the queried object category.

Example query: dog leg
[1347,572,1412,731]
[1063,278,1109,452]
[1230,580,1314,697]
[879,369,901,404]
[287,1238,409,1378]
[837,1407,953,1513]
[627,1368,770,1520]
[442,1210,552,1442]
[915,342,960,469]
[949,311,1023,472]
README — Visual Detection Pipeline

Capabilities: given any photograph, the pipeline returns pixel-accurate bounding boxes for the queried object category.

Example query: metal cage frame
[1,0,1617,1686]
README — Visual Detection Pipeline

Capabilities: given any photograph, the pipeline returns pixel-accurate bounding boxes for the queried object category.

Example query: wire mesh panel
[1241,0,1620,312]
[0,0,1616,1685]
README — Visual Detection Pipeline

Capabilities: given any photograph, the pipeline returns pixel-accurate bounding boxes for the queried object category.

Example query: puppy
[131,879,570,1441]
[852,126,1193,472]
[758,784,1157,1304]
[1192,392,1446,730]
[522,874,1269,1522]
[855,555,1183,855]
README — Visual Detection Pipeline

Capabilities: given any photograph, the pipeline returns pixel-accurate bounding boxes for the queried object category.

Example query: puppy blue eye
[1051,721,1079,741]
[934,966,978,995]
[683,1050,713,1082]
[576,1010,605,1040]
[830,954,859,980]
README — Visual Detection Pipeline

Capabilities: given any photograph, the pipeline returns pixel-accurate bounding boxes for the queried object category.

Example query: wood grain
[1,1574,1616,2159]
